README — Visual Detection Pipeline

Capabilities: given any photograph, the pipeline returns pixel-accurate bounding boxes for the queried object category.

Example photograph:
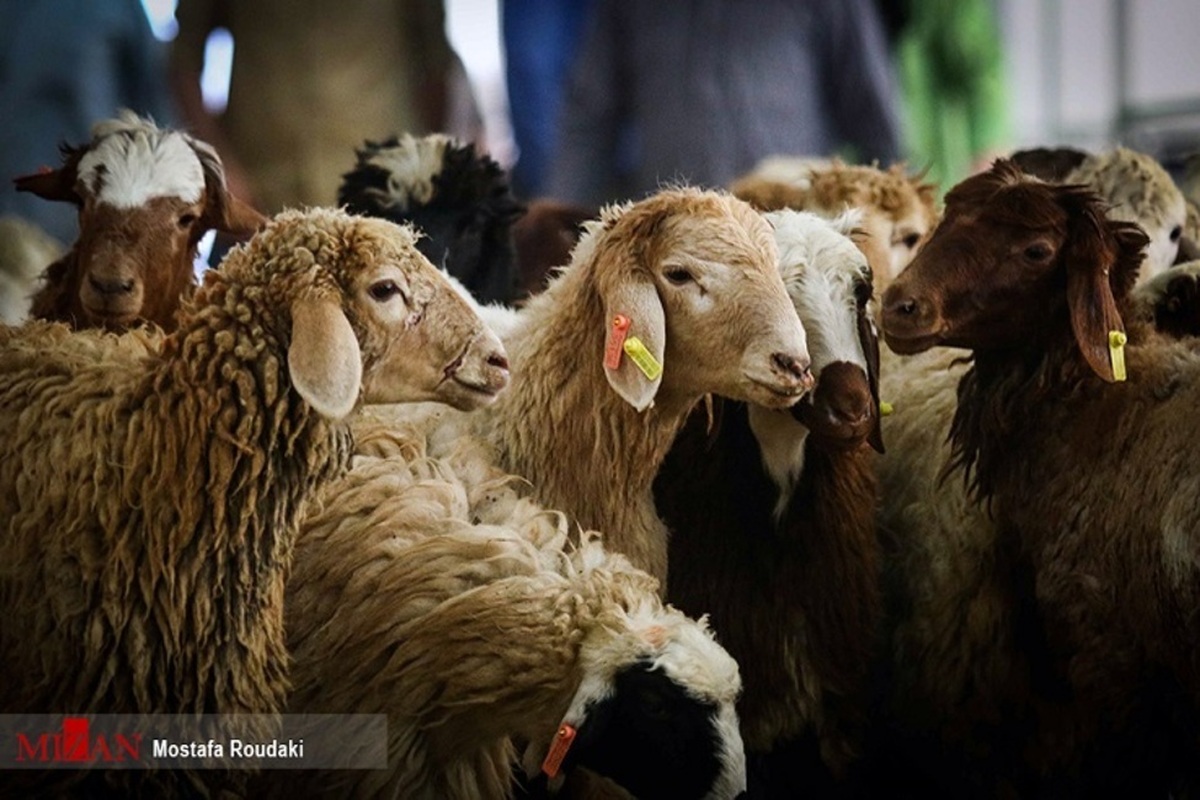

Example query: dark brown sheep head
[16,111,265,331]
[881,160,1149,382]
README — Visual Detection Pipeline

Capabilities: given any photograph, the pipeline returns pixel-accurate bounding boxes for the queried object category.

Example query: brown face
[75,196,205,330]
[881,168,1074,355]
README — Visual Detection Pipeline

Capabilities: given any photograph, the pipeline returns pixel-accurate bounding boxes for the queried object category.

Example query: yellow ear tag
[623,336,663,381]
[879,401,895,416]
[1108,330,1127,382]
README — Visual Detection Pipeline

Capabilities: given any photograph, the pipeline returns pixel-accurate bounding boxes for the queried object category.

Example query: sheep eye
[178,213,198,227]
[854,279,873,306]
[1024,243,1053,261]
[902,233,921,249]
[368,280,403,302]
[664,267,695,286]
[1170,225,1182,243]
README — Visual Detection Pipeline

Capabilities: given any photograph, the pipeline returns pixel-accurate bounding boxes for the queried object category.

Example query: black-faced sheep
[0,207,507,796]
[882,160,1200,796]
[272,441,747,800]
[15,110,266,332]
[339,132,526,305]
[655,209,885,797]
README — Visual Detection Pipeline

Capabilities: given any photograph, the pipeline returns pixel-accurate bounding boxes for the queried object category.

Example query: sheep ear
[191,137,268,236]
[14,166,82,206]
[1063,197,1129,383]
[602,274,665,411]
[289,295,363,419]
[857,304,885,454]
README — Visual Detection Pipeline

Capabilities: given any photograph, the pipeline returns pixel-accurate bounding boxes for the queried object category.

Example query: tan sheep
[473,187,813,584]
[731,158,940,292]
[272,440,747,799]
[0,207,507,797]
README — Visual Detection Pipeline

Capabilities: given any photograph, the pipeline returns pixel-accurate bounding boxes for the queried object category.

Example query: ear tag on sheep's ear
[1108,330,1128,382]
[541,723,578,779]
[623,336,663,381]
[604,314,632,370]
[880,401,895,417]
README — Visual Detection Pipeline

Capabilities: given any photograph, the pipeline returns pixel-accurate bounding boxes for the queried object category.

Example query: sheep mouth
[449,375,504,398]
[746,377,810,407]
[83,305,141,328]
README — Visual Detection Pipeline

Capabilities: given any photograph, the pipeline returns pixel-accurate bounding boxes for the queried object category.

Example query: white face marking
[750,210,873,512]
[365,134,453,210]
[78,130,205,209]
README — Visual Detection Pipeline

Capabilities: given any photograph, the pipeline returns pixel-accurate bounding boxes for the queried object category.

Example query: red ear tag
[541,723,578,779]
[604,314,632,370]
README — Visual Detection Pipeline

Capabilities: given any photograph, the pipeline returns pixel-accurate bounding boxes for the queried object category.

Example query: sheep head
[210,208,508,419]
[731,161,940,291]
[521,536,746,799]
[16,110,264,331]
[582,188,812,412]
[338,134,525,305]
[882,161,1149,383]
[768,209,884,453]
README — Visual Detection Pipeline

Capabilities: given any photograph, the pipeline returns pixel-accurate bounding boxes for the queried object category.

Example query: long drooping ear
[289,294,363,419]
[191,137,268,236]
[857,303,885,453]
[601,272,666,411]
[1060,188,1146,381]
[13,146,85,206]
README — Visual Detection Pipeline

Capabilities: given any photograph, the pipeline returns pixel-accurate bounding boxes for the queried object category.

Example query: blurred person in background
[884,0,1012,193]
[545,0,903,207]
[0,0,178,244]
[501,0,593,199]
[170,0,479,215]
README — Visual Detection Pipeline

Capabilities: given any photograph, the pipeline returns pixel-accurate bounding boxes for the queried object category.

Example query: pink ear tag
[604,314,632,370]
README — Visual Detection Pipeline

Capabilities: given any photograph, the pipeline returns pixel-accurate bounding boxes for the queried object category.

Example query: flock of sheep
[1,110,1198,799]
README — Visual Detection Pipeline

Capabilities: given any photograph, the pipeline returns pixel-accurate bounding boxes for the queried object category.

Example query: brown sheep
[882,160,1200,796]
[14,110,264,332]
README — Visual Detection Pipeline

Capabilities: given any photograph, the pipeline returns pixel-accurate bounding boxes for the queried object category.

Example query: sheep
[338,133,526,305]
[272,436,747,800]
[654,209,885,796]
[14,110,266,332]
[730,158,940,292]
[511,198,597,298]
[881,159,1200,796]
[0,207,508,797]
[0,215,63,325]
[873,144,1200,793]
[1011,145,1187,279]
[1130,259,1200,338]
[451,186,814,586]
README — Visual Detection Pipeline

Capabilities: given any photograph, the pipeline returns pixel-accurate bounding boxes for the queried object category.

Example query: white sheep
[656,209,887,793]
[0,215,62,325]
[0,207,507,797]
[14,109,265,331]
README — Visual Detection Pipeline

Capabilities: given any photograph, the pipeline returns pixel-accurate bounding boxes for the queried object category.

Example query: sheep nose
[487,352,509,371]
[89,274,135,296]
[772,352,810,379]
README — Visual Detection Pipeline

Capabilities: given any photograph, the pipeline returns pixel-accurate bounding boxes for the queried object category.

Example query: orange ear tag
[541,723,578,778]
[604,314,632,370]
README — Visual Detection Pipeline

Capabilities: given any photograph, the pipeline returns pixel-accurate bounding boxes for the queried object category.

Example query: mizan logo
[15,717,142,764]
